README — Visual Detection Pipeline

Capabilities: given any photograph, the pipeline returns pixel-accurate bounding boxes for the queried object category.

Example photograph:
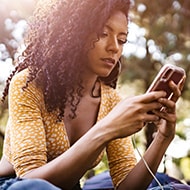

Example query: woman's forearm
[118,132,173,190]
[23,120,112,189]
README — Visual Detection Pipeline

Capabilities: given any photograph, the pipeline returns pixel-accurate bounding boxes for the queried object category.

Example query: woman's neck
[81,76,100,98]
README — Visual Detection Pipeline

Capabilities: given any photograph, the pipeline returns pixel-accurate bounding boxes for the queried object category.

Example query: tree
[122,0,190,94]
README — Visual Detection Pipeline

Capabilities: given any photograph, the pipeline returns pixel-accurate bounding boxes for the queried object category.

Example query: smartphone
[146,64,186,99]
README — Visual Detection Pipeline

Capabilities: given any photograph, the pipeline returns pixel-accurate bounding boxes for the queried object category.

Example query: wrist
[93,118,116,145]
[155,131,174,144]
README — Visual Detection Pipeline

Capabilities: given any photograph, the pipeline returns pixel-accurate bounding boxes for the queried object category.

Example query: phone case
[146,64,185,99]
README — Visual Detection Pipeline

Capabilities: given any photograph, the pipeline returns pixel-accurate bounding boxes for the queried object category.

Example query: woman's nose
[106,37,119,53]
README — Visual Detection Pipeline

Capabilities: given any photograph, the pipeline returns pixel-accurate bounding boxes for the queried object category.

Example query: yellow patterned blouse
[3,69,137,188]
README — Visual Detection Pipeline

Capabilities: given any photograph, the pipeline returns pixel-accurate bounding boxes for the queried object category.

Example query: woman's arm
[117,80,183,190]
[117,128,173,190]
[23,91,166,189]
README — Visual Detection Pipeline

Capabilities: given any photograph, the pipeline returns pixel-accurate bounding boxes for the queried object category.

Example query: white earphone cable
[132,134,164,190]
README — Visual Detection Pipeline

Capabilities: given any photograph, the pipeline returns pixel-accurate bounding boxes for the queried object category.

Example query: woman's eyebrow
[105,24,128,36]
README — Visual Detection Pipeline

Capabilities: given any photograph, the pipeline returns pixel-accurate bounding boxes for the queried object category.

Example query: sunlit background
[0,0,190,184]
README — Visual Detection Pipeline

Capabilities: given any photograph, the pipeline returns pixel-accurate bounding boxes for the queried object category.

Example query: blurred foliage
[0,0,37,60]
[121,0,190,93]
[0,0,190,182]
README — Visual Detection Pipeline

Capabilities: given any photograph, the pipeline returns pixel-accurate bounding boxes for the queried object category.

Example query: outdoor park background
[0,0,190,184]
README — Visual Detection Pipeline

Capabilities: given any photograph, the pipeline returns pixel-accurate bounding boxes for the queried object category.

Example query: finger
[143,113,160,123]
[179,76,186,92]
[147,115,160,123]
[145,102,163,113]
[158,98,176,113]
[154,110,176,123]
[142,91,167,103]
[168,81,181,103]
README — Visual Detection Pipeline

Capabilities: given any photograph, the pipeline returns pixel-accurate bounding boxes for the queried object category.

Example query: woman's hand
[101,91,166,140]
[100,75,186,142]
[152,78,186,140]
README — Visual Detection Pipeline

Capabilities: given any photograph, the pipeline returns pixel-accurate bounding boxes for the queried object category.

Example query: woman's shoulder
[10,69,29,87]
[101,83,121,100]
[9,69,42,95]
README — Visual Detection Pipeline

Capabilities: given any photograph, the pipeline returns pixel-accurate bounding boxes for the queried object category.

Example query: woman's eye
[100,32,108,38]
[118,39,127,45]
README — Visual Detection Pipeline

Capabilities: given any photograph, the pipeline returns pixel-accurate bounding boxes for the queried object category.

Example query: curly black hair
[2,0,130,120]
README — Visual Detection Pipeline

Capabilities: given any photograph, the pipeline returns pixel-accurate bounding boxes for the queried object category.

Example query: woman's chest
[64,97,101,146]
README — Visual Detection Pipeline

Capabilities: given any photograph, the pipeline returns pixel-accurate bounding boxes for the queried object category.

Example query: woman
[0,0,184,189]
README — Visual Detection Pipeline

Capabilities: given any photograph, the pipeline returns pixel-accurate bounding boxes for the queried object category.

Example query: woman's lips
[101,58,115,66]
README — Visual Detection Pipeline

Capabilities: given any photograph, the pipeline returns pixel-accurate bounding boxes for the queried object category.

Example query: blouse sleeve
[7,70,47,177]
[106,137,137,188]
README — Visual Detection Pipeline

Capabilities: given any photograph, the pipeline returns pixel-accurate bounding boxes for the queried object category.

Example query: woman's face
[86,10,128,78]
